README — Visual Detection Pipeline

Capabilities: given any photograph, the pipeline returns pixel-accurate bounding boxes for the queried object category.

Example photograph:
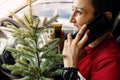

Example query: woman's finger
[74,24,87,43]
[67,33,72,45]
[78,29,90,46]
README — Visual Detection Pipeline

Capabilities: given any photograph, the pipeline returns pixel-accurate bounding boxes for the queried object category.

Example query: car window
[0,0,73,32]
[16,0,73,19]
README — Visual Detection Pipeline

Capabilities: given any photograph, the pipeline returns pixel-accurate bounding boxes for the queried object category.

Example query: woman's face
[69,0,94,30]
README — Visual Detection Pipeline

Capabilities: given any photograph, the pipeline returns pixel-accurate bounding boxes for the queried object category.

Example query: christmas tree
[2,0,63,80]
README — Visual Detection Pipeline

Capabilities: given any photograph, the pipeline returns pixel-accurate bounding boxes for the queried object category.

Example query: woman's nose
[69,12,75,23]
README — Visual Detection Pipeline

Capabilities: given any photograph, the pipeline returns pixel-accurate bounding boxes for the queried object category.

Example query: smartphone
[65,14,112,46]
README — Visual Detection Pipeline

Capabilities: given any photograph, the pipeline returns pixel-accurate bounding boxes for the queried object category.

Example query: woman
[62,0,120,80]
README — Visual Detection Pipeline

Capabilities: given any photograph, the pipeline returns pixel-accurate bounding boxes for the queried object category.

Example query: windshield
[17,0,73,19]
[0,0,72,19]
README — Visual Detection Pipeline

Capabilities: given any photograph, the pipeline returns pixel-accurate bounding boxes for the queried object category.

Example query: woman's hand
[62,24,90,68]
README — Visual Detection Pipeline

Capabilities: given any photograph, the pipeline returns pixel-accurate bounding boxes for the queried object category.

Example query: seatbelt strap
[112,12,120,31]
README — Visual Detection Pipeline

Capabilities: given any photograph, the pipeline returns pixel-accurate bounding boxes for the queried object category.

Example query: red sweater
[78,37,120,80]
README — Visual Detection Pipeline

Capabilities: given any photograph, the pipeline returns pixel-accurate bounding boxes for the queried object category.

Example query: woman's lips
[73,24,78,27]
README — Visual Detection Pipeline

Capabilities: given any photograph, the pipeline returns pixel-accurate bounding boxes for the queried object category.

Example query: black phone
[65,14,112,46]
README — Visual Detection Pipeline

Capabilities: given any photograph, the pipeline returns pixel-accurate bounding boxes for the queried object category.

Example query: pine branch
[2,0,63,79]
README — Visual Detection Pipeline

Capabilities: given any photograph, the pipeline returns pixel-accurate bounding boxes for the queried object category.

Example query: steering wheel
[0,18,22,78]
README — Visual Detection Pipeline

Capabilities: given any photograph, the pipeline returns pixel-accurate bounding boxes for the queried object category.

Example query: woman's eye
[76,10,82,14]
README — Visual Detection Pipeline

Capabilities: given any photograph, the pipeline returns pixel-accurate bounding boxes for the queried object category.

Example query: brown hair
[91,0,120,23]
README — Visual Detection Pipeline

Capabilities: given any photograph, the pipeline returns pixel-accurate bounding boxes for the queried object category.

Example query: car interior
[0,0,119,79]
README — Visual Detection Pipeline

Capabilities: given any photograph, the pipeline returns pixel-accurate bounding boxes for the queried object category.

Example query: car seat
[0,18,22,79]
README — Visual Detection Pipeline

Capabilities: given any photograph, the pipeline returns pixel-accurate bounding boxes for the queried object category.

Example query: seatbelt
[112,12,120,31]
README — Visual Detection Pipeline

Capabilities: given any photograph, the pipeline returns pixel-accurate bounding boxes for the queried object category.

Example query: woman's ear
[105,12,112,20]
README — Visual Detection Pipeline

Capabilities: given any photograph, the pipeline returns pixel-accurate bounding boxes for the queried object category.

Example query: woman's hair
[91,0,120,23]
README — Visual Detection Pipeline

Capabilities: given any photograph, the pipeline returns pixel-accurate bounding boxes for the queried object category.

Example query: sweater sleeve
[90,56,120,80]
